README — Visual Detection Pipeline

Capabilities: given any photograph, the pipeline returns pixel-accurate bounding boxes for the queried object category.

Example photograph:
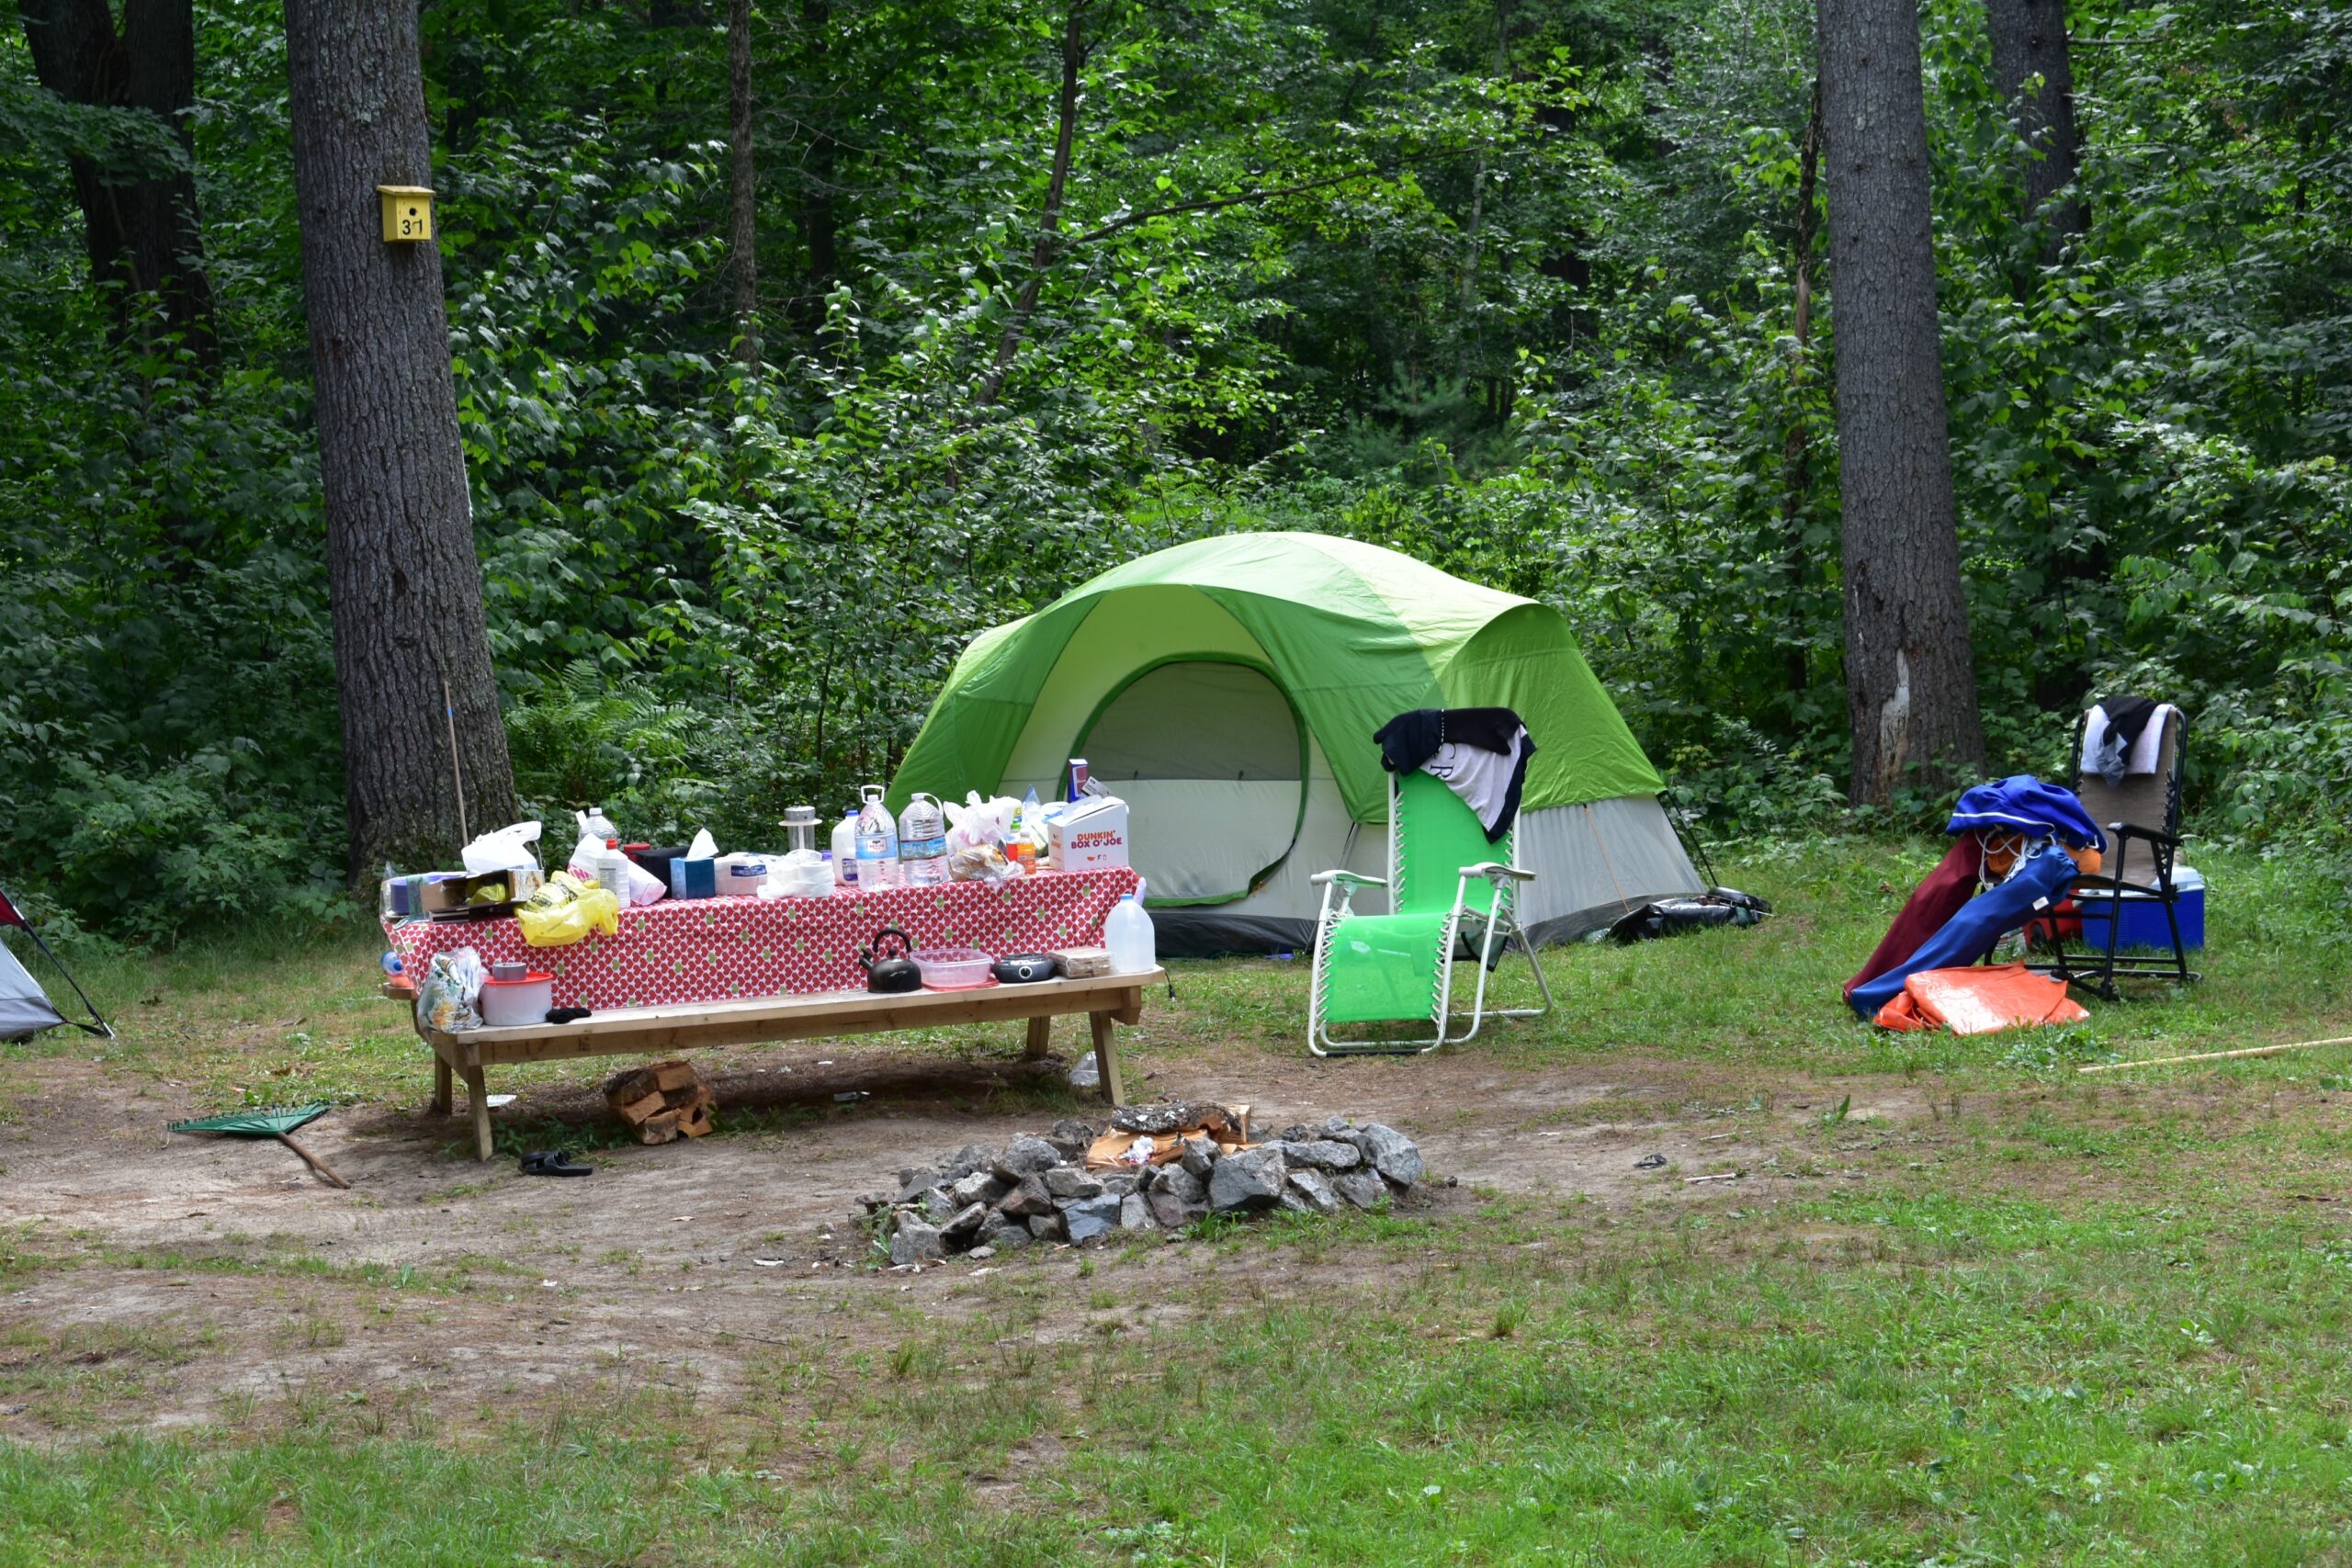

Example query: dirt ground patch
[0,1032,2330,1441]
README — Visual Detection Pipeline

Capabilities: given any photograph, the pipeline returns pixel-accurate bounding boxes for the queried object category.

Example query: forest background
[4,0,2347,945]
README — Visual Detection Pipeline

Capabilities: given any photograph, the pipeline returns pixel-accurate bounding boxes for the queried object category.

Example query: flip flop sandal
[519,1149,593,1177]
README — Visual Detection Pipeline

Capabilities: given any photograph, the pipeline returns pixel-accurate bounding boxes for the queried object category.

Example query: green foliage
[4,0,2350,941]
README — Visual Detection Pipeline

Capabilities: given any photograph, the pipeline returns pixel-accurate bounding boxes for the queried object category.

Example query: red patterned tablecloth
[387,868,1139,1010]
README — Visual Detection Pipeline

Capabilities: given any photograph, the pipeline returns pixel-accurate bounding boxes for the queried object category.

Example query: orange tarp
[1872,963,2089,1035]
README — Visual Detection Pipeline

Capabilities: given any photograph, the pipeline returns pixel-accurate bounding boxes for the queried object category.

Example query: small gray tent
[0,887,108,1042]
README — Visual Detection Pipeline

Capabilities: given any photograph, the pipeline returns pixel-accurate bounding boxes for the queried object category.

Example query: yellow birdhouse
[377,186,435,243]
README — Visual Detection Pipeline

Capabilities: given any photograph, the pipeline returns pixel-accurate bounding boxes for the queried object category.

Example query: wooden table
[415,969,1161,1159]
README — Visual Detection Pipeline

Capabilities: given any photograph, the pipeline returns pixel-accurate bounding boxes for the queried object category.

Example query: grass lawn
[3,838,2350,1564]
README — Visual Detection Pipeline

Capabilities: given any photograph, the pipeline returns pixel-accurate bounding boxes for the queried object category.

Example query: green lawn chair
[1308,769,1554,1055]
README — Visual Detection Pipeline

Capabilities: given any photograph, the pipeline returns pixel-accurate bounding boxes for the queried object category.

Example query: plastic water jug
[596,837,631,897]
[898,792,950,886]
[582,805,619,841]
[831,811,860,887]
[854,784,899,888]
[1104,890,1156,974]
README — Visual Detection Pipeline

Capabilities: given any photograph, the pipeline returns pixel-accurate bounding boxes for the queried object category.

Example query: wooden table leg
[431,1054,454,1116]
[1023,1014,1053,1059]
[1088,1010,1125,1107]
[461,1062,493,1161]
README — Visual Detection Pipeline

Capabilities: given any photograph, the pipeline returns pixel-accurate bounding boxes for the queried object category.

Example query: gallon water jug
[1104,890,1156,974]
[831,811,860,887]
[898,792,950,886]
[854,785,899,888]
[582,805,619,841]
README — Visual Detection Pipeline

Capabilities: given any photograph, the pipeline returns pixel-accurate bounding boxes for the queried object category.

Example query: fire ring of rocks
[857,1103,1427,1266]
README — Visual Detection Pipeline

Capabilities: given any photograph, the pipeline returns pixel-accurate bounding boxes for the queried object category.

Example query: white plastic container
[831,811,860,887]
[1104,890,1156,974]
[854,784,899,889]
[479,971,553,1028]
[899,792,950,886]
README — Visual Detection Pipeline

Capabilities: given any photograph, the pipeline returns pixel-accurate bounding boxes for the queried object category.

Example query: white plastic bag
[415,946,488,1032]
[461,820,542,874]
[566,810,667,907]
[760,849,835,900]
[945,792,1019,853]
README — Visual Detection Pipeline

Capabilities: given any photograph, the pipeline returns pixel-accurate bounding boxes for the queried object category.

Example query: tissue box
[1047,795,1129,871]
[669,857,717,899]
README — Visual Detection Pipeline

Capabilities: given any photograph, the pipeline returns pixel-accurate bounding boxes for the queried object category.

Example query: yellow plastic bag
[516,871,621,948]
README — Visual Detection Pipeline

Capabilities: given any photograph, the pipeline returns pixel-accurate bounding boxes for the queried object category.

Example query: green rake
[168,1101,350,1189]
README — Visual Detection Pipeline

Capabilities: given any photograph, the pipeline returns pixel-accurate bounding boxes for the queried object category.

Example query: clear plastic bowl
[912,947,993,988]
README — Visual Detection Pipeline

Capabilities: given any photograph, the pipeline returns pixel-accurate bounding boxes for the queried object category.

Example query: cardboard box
[418,866,542,919]
[1047,795,1129,872]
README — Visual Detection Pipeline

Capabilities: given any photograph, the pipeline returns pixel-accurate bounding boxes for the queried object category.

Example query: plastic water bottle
[583,805,619,841]
[1104,890,1156,974]
[831,811,860,887]
[854,785,899,888]
[898,792,950,886]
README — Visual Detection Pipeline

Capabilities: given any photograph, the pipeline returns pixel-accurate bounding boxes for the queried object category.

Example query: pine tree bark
[1816,0,1985,804]
[727,0,759,367]
[1780,79,1822,699]
[18,0,215,352]
[284,0,519,879]
[1984,0,2084,254]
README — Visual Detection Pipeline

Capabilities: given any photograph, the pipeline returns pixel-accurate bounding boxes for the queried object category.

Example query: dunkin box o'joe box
[1047,795,1130,872]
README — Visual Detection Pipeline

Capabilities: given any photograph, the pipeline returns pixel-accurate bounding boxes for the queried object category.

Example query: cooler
[2078,866,2204,952]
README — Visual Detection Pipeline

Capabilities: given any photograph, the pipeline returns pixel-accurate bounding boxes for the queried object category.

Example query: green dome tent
[889,531,1702,953]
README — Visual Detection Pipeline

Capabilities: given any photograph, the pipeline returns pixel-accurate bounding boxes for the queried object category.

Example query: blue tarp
[1946,775,2102,849]
[1848,846,2078,1019]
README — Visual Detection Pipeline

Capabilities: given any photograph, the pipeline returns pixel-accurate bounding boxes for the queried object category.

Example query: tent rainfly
[889,532,1703,955]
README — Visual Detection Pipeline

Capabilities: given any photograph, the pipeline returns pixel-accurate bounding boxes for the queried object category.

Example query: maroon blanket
[1845,839,1980,1000]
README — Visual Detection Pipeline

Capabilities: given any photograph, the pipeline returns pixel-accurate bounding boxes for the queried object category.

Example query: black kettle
[859,927,922,994]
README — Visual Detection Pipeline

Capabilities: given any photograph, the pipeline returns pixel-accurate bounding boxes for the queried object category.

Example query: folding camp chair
[2026,705,2199,1000]
[1307,769,1553,1055]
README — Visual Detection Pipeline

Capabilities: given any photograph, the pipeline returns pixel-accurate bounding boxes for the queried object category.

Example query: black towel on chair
[2090,693,2158,786]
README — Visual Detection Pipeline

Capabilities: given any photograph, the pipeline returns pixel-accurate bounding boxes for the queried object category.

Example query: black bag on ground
[1607,888,1771,945]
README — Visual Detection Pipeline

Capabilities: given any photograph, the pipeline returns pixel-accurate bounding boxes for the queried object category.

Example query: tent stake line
[2077,1033,2352,1075]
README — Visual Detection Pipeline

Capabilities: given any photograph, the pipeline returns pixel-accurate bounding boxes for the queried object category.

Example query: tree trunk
[284,0,519,879]
[727,0,759,366]
[1984,0,2084,255]
[793,0,839,332]
[1816,0,1985,805]
[1780,79,1822,700]
[976,0,1087,407]
[18,0,214,353]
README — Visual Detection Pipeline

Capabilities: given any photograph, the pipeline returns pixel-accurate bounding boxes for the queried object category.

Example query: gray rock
[950,1169,1012,1207]
[1045,1118,1098,1159]
[1349,1122,1425,1186]
[1148,1191,1204,1230]
[1043,1167,1103,1200]
[997,1175,1055,1217]
[1267,1138,1362,1172]
[977,1212,1031,1250]
[1119,1193,1156,1231]
[918,1188,956,1223]
[991,1224,1032,1250]
[939,1144,997,1182]
[1064,1193,1122,1243]
[1275,1123,1316,1144]
[888,1218,944,1266]
[1101,1171,1139,1197]
[993,1135,1064,1180]
[1283,1169,1340,1216]
[1155,1165,1206,1204]
[1026,1212,1067,1242]
[894,1167,944,1201]
[1208,1147,1288,1213]
[1319,1115,1353,1137]
[967,1245,995,1261]
[940,1201,989,1244]
[1179,1134,1220,1178]
[856,1191,892,1213]
[1333,1168,1389,1211]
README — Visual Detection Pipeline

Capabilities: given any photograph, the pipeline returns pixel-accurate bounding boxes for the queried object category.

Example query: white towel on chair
[2080,703,2175,779]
